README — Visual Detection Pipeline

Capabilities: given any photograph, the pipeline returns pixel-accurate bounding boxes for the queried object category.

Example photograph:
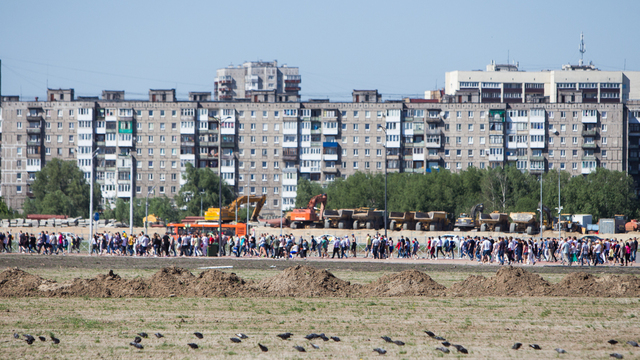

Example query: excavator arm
[538,202,553,225]
[470,203,484,225]
[250,195,267,221]
[307,194,327,221]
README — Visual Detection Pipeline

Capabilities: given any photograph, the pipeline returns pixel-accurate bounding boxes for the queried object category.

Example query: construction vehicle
[389,211,415,231]
[414,211,451,231]
[286,194,327,229]
[556,214,581,232]
[323,209,354,229]
[625,219,639,232]
[509,203,552,235]
[454,203,484,231]
[204,195,266,223]
[351,208,385,230]
[478,212,509,232]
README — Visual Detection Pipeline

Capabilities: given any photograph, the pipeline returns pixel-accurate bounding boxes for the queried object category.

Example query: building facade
[214,60,301,102]
[1,62,639,216]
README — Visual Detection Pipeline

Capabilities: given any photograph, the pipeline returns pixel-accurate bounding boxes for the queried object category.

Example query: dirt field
[2,255,640,359]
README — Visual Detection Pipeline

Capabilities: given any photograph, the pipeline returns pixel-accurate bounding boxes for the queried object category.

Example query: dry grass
[2,295,640,359]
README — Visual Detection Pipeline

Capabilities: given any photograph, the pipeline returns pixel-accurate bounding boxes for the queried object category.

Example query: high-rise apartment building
[1,61,639,216]
[214,60,300,102]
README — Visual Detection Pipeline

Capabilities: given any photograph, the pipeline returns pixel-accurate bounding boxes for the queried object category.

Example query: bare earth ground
[1,254,640,359]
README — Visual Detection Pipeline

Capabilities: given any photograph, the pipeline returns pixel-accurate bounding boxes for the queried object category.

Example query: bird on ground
[129,342,143,349]
[512,342,522,350]
[555,348,567,354]
[277,332,293,340]
[425,330,436,337]
[434,336,446,341]
[453,344,469,354]
[529,344,542,350]
[331,336,341,342]
[627,340,639,347]
[194,332,204,339]
[25,338,34,345]
[394,340,405,346]
[230,337,242,343]
[373,348,387,355]
[50,336,60,345]
[608,340,619,345]
[610,353,624,359]
[13,333,19,339]
[236,333,248,339]
[305,333,320,340]
[293,345,306,352]
[154,333,164,338]
[436,347,450,353]
[137,332,148,338]
[133,336,142,344]
[23,334,35,342]
[38,336,46,342]
[381,336,393,343]
[310,343,319,349]
[319,334,329,341]
[258,343,268,352]
[442,341,451,347]
[187,343,198,349]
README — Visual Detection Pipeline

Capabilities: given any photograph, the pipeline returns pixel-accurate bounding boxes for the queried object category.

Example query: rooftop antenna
[579,32,586,66]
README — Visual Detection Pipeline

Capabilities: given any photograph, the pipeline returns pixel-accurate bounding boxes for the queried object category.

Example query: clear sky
[1,0,638,102]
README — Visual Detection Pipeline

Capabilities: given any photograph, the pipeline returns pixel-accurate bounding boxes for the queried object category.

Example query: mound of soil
[552,272,640,297]
[191,270,254,297]
[362,270,446,297]
[448,266,552,297]
[41,270,147,298]
[0,267,45,297]
[257,265,357,297]
[147,266,195,297]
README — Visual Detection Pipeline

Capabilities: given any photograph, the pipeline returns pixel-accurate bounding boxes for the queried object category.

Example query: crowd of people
[1,228,638,267]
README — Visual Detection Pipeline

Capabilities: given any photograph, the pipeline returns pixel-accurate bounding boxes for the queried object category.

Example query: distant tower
[579,32,586,66]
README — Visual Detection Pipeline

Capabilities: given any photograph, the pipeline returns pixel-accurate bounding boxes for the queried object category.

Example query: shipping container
[572,214,592,227]
[599,219,616,235]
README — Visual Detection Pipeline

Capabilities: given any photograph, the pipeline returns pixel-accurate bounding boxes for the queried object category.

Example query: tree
[22,158,101,217]
[0,197,15,219]
[295,177,324,208]
[175,163,235,217]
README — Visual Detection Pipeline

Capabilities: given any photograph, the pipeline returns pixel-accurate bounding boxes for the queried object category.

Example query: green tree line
[295,167,638,222]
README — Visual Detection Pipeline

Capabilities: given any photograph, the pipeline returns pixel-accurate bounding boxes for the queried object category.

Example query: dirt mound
[552,272,640,297]
[0,267,45,297]
[41,270,147,298]
[448,266,552,297]
[362,270,446,297]
[147,266,195,297]
[257,265,357,297]
[191,270,254,297]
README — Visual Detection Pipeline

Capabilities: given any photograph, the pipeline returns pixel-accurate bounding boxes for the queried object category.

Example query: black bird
[425,330,436,337]
[627,340,639,347]
[529,344,542,350]
[610,353,624,359]
[154,333,164,338]
[187,343,198,349]
[137,332,148,338]
[434,336,446,341]
[453,344,469,354]
[310,343,319,349]
[230,337,242,343]
[435,347,450,353]
[236,333,249,339]
[293,345,306,352]
[512,342,522,350]
[319,334,329,341]
[38,336,46,342]
[330,336,341,342]
[258,343,268,352]
[25,338,35,345]
[393,340,405,346]
[194,332,204,339]
[134,336,142,344]
[277,332,293,340]
[608,340,619,345]
[23,334,35,342]
[129,342,143,350]
[381,336,393,343]
[373,348,387,355]
[305,333,320,340]
[555,348,567,354]
[442,341,451,347]
[50,336,60,345]
[13,333,20,339]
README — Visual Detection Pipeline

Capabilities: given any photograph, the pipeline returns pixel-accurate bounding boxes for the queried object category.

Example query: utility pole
[378,125,388,239]
[89,147,100,248]
[145,185,156,236]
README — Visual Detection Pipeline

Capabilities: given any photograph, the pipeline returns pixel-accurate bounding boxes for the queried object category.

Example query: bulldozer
[204,195,266,223]
[414,211,451,231]
[286,194,327,229]
[454,203,484,231]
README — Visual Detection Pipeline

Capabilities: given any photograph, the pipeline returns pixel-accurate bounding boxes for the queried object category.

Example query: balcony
[425,128,443,136]
[582,143,597,149]
[310,128,322,135]
[413,128,424,135]
[285,86,301,92]
[582,129,597,136]
[322,154,338,161]
[530,155,545,162]
[582,155,596,161]
[96,141,105,147]
[425,141,441,149]
[26,127,42,134]
[221,140,235,147]
[199,141,217,147]
[27,115,43,121]
[181,141,195,147]
[199,153,217,160]
[425,116,441,123]
[530,169,544,175]
[27,139,41,146]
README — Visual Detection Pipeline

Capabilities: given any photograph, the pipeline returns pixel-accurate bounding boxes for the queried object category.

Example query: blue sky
[1,0,637,101]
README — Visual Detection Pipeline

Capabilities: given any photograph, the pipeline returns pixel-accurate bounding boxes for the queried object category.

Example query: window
[479,124,485,131]
[602,137,607,144]
[602,150,607,157]
[468,124,473,131]
[572,163,578,170]
[468,136,473,145]
[468,111,474,118]
[602,124,607,132]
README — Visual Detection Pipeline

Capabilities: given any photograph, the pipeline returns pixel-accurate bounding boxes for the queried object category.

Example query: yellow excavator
[204,195,266,223]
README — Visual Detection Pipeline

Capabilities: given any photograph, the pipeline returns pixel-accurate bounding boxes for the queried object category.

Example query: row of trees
[296,167,639,221]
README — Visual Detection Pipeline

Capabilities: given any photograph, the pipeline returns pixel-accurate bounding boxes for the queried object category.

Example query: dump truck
[454,203,484,231]
[509,212,539,235]
[287,194,327,229]
[351,208,385,230]
[478,212,509,232]
[323,209,354,229]
[389,211,415,231]
[204,195,266,223]
[414,211,451,231]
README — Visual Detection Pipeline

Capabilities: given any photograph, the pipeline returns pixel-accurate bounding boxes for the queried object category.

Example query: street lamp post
[539,175,543,242]
[129,154,135,238]
[200,190,205,217]
[88,147,101,247]
[378,125,388,239]
[145,185,156,236]
[213,116,233,256]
